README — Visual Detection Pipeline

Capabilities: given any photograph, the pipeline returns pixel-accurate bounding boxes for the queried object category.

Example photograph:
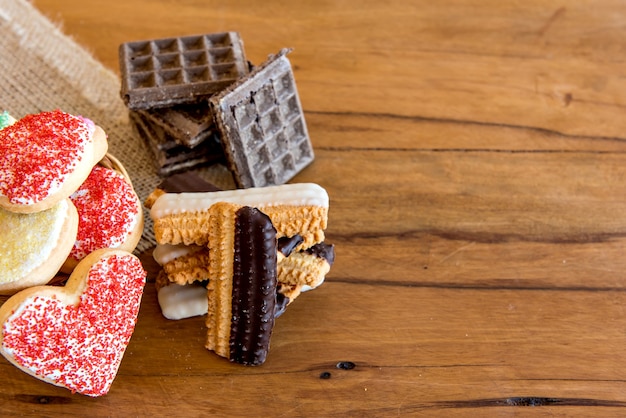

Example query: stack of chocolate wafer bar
[120,32,315,187]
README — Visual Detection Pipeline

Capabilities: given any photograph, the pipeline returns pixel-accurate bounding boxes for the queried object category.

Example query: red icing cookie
[0,110,108,213]
[0,249,146,397]
[62,163,144,273]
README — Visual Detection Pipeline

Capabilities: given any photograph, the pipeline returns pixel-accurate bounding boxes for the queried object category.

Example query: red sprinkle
[2,254,146,397]
[0,110,93,205]
[69,166,140,260]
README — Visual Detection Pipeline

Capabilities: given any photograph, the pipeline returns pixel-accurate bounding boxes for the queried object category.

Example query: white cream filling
[302,276,325,292]
[157,283,208,320]
[152,244,202,265]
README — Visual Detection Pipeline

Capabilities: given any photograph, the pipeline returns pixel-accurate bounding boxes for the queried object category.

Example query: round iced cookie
[61,165,144,273]
[0,198,78,295]
[0,110,108,213]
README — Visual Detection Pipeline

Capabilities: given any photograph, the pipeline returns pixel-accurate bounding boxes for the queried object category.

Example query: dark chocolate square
[209,49,315,188]
[119,32,249,110]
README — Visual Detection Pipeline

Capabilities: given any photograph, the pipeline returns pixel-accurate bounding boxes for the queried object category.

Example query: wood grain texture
[1,0,625,415]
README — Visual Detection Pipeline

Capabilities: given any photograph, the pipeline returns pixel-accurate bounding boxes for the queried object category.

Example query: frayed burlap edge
[0,0,235,252]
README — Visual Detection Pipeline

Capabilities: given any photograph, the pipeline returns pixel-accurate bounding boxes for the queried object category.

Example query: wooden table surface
[4,0,626,415]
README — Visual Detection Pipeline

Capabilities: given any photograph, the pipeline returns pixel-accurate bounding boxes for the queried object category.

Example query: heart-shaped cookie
[0,248,146,396]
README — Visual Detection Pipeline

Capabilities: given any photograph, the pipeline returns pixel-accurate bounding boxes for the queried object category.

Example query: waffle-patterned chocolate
[119,32,249,109]
[210,49,315,188]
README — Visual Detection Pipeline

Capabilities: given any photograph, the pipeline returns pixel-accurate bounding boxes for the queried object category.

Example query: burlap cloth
[0,0,236,253]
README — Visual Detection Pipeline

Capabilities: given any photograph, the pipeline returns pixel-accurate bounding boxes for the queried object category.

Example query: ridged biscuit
[278,250,331,289]
[277,283,303,304]
[205,202,277,365]
[162,247,210,285]
[153,241,334,321]
[205,202,237,359]
[150,183,328,250]
[155,241,333,290]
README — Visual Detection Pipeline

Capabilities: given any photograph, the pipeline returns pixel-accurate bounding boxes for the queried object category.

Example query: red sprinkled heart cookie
[0,249,146,396]
[0,110,108,213]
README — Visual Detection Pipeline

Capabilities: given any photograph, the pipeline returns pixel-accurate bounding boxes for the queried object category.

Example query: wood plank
[1,283,625,415]
[311,150,626,238]
[0,0,621,414]
[36,1,626,139]
[305,112,626,152]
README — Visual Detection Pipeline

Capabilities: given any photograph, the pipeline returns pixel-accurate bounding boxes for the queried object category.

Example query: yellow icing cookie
[0,198,78,294]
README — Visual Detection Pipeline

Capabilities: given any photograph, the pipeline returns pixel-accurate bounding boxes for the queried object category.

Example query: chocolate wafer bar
[130,111,223,176]
[119,32,249,110]
[210,49,315,188]
[136,101,215,148]
[206,202,277,365]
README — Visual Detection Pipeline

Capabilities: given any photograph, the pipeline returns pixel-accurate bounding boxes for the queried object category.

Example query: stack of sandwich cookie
[147,174,335,364]
[0,110,147,396]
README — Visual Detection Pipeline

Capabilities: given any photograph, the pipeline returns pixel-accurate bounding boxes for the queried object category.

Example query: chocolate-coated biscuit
[205,202,277,365]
